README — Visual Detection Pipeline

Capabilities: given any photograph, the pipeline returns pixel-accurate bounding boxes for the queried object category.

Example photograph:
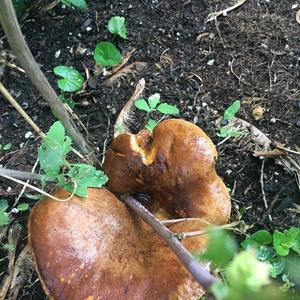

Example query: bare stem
[123,195,218,290]
[0,0,100,167]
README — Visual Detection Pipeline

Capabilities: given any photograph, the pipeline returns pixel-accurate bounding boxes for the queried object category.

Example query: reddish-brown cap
[103,119,231,224]
[28,188,207,300]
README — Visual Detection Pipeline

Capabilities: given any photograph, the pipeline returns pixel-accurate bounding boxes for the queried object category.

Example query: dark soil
[0,0,300,298]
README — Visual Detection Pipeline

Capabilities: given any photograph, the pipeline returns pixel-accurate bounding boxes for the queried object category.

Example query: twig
[205,0,248,23]
[123,195,217,290]
[0,0,99,167]
[0,168,53,182]
[114,78,145,137]
[13,159,39,207]
[260,159,268,209]
[0,173,77,202]
[161,218,211,225]
[177,221,240,239]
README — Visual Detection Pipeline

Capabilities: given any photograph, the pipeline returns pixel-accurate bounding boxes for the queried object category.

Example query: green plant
[0,143,12,151]
[108,16,127,39]
[93,42,121,67]
[195,229,299,300]
[134,93,180,130]
[0,199,9,226]
[53,66,84,93]
[38,121,108,197]
[241,228,300,288]
[217,100,247,138]
[60,0,87,10]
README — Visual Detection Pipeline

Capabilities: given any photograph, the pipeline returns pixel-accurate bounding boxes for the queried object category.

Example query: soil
[0,0,300,299]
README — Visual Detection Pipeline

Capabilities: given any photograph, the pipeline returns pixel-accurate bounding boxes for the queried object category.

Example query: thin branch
[0,0,100,167]
[161,218,211,226]
[123,195,217,290]
[0,168,53,182]
[177,221,240,239]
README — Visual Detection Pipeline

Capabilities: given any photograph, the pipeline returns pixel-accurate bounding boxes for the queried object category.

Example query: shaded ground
[0,0,300,298]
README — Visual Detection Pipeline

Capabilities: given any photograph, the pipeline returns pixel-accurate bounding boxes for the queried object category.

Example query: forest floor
[0,0,300,298]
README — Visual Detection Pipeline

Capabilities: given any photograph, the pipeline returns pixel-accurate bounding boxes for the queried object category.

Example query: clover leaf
[108,16,127,39]
[54,66,84,92]
[93,42,121,67]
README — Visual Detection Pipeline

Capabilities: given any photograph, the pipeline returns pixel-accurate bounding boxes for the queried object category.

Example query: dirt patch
[0,0,300,298]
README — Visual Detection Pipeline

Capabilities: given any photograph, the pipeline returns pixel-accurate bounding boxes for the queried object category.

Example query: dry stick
[123,195,218,290]
[114,78,145,138]
[0,0,100,167]
[0,82,84,160]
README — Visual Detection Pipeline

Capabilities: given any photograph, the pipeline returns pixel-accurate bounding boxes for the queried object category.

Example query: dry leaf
[252,106,265,121]
[296,10,300,24]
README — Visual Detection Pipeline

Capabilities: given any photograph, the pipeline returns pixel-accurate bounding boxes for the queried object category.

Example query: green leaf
[256,246,276,261]
[241,230,273,249]
[0,212,9,226]
[145,119,158,131]
[54,66,84,92]
[211,281,229,300]
[226,251,270,295]
[268,257,285,277]
[93,42,121,67]
[2,243,15,251]
[3,143,12,151]
[196,229,238,268]
[273,230,294,256]
[223,100,241,120]
[59,94,76,110]
[287,227,300,255]
[108,16,127,39]
[25,194,43,200]
[17,203,29,211]
[61,164,108,197]
[0,200,8,212]
[148,93,160,109]
[38,121,72,178]
[157,103,179,115]
[217,125,246,138]
[135,99,151,112]
[60,0,87,9]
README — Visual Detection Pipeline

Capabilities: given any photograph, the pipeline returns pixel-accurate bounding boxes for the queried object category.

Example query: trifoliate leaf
[224,100,241,120]
[108,16,127,39]
[54,66,84,92]
[135,99,151,112]
[93,42,121,67]
[148,93,160,109]
[157,103,179,115]
[61,0,87,9]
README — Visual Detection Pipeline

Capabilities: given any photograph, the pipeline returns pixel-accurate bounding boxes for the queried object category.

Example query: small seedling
[16,203,29,211]
[93,42,121,67]
[135,93,179,130]
[108,16,127,39]
[38,121,108,197]
[218,100,247,138]
[0,143,12,151]
[59,94,76,110]
[60,0,87,9]
[54,66,84,92]
[0,199,9,226]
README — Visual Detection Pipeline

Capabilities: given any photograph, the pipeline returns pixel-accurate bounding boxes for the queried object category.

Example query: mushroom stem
[123,195,218,290]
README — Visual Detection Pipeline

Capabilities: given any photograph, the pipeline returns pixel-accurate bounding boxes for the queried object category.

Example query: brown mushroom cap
[28,188,207,300]
[103,119,231,225]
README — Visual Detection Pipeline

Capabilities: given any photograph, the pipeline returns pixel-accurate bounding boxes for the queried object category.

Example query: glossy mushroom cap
[28,188,207,300]
[103,119,231,225]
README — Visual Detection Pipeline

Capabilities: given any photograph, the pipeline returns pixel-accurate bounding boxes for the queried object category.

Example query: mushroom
[28,188,208,299]
[103,119,231,225]
[28,119,231,299]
